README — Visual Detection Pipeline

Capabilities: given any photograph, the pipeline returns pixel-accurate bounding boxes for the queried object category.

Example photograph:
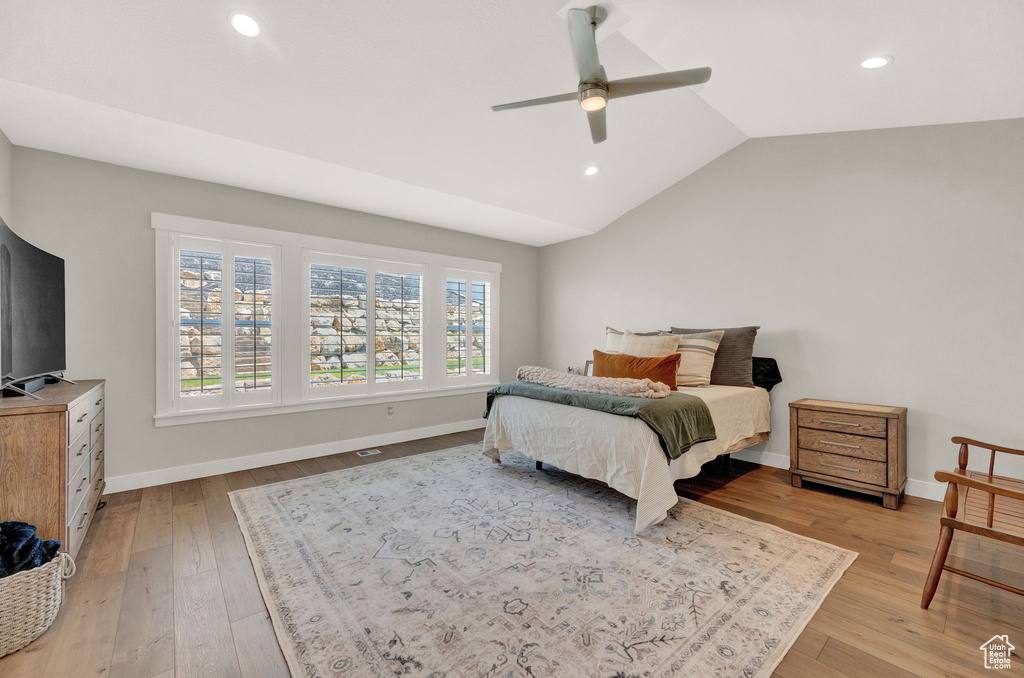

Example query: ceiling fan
[491,6,712,144]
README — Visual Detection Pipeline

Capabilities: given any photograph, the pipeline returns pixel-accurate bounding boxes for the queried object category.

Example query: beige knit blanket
[515,365,671,398]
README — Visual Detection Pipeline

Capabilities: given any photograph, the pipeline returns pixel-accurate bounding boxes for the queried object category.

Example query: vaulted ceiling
[1,1,1021,246]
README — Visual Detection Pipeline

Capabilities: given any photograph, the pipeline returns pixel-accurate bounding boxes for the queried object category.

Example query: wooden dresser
[0,380,105,559]
[789,398,906,509]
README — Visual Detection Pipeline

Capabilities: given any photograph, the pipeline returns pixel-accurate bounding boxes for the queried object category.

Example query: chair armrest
[951,436,1024,457]
[934,469,1024,502]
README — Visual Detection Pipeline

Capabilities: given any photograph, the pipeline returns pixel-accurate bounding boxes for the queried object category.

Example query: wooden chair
[921,436,1024,609]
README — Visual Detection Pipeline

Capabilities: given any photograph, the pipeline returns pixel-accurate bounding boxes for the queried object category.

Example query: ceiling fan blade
[568,8,602,83]
[491,91,578,111]
[587,108,607,144]
[607,67,712,99]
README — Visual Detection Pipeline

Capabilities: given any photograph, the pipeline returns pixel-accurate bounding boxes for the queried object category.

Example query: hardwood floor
[2,430,1020,677]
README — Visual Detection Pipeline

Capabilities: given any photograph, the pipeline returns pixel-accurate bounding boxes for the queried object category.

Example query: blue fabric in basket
[0,521,61,578]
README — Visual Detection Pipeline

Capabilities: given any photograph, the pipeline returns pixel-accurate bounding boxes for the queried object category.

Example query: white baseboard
[905,478,945,502]
[105,419,485,493]
[729,448,946,502]
[730,448,790,469]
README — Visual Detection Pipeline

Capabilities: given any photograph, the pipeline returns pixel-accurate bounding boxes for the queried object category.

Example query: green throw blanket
[484,382,717,462]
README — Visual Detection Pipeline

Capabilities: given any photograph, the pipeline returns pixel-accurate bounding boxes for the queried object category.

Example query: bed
[483,385,771,533]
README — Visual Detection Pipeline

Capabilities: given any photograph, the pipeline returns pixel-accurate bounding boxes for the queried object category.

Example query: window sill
[153,383,499,427]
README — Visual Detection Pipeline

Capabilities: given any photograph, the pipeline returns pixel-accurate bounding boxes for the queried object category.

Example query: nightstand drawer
[797,428,887,461]
[798,448,887,486]
[797,409,888,438]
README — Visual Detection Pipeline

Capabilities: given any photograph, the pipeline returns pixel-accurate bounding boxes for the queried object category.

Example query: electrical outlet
[386,405,394,420]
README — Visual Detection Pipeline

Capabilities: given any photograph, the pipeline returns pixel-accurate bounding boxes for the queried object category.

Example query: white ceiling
[0,1,1021,246]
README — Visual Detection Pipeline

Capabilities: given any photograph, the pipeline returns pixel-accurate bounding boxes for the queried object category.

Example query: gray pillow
[670,326,760,388]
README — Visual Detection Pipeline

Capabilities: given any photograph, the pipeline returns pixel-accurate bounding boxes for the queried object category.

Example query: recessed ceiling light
[584,165,600,176]
[230,13,261,37]
[860,55,893,69]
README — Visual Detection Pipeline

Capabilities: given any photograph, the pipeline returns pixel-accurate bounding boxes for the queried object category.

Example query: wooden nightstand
[789,399,907,509]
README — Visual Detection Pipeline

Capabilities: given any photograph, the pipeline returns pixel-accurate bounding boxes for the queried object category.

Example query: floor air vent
[356,449,383,457]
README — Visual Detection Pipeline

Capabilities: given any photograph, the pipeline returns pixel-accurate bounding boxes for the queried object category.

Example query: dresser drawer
[68,398,93,447]
[67,430,90,477]
[91,461,105,500]
[91,435,105,478]
[89,409,105,447]
[66,493,96,559]
[87,386,105,419]
[798,448,887,486]
[797,427,887,462]
[66,455,92,521]
[797,409,888,438]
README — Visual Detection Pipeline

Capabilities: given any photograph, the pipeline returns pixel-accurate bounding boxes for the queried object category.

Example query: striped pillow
[661,331,725,387]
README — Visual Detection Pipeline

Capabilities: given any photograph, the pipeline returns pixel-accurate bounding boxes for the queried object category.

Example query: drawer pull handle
[76,476,89,492]
[95,423,103,432]
[76,442,87,456]
[821,462,860,473]
[821,440,860,449]
[820,419,860,427]
[77,511,89,529]
[76,413,88,423]
[95,398,103,405]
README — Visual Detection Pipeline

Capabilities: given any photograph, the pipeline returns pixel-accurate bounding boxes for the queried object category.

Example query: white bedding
[483,385,771,533]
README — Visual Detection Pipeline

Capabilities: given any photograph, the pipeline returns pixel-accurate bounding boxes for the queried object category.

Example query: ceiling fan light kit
[491,5,712,144]
[579,86,608,112]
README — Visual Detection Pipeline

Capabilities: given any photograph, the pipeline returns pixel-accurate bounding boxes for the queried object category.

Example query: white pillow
[605,329,680,358]
[603,326,624,353]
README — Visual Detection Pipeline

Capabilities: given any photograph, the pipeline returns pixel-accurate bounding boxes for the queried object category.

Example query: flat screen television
[0,217,66,388]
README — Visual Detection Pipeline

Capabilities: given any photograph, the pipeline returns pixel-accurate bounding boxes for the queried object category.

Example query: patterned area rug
[229,444,856,677]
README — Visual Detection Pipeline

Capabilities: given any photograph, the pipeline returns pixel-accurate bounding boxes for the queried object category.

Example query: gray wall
[539,118,1024,496]
[11,148,540,479]
[0,127,12,224]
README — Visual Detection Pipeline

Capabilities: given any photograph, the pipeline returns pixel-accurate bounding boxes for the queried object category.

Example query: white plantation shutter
[178,247,224,404]
[374,267,424,384]
[231,243,278,406]
[233,255,273,393]
[308,254,370,392]
[443,268,497,386]
[445,278,468,378]
[471,280,492,376]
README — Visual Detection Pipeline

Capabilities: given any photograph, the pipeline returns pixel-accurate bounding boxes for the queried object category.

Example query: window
[304,254,427,399]
[443,269,495,386]
[155,213,500,425]
[165,234,279,414]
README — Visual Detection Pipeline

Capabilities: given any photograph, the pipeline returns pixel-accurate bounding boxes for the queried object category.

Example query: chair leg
[921,526,954,609]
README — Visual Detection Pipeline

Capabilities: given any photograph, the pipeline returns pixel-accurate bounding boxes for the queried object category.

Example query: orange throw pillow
[592,350,680,390]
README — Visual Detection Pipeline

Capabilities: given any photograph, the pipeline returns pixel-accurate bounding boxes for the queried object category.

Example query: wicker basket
[0,552,76,658]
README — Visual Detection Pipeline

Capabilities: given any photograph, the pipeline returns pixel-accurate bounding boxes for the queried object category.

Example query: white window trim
[154,212,501,426]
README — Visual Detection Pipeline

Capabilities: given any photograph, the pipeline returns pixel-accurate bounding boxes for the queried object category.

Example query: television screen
[0,217,66,384]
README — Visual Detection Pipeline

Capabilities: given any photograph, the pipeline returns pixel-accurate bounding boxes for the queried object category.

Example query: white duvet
[483,385,771,533]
